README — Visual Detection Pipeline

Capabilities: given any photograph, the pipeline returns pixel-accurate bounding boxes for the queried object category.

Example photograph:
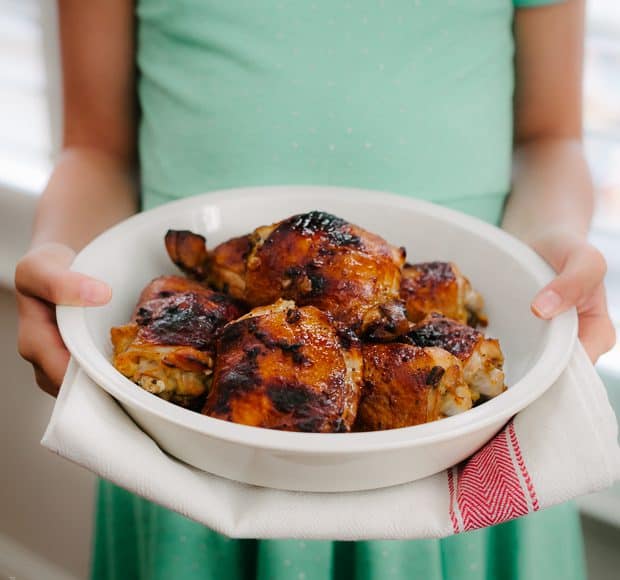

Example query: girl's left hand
[529,229,616,363]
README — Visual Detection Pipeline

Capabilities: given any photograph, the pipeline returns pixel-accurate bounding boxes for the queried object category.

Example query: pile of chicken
[111,211,506,432]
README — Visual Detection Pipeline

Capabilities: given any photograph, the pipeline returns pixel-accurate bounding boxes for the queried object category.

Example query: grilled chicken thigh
[111,276,243,409]
[164,231,211,280]
[400,261,487,327]
[203,299,363,432]
[206,234,252,299]
[407,313,505,401]
[165,230,250,301]
[354,343,472,431]
[243,211,408,338]
[165,211,409,339]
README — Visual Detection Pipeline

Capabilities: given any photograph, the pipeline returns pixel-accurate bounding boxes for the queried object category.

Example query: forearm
[502,139,594,244]
[32,147,139,251]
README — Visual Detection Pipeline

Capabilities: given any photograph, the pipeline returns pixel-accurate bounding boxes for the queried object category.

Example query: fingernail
[531,289,562,318]
[80,280,111,305]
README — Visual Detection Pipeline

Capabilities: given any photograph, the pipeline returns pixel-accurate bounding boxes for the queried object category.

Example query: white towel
[41,342,620,540]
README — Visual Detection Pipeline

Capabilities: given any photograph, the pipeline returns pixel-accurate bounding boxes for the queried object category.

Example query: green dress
[93,1,586,578]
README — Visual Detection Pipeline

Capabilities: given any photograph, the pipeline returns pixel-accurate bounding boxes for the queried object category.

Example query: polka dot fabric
[137,0,517,212]
[93,481,585,580]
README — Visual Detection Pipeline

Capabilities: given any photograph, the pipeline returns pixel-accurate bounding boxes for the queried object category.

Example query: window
[586,0,620,241]
[585,0,620,432]
[0,0,54,194]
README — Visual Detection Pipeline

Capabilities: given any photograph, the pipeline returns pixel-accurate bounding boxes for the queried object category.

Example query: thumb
[531,244,606,319]
[15,243,112,306]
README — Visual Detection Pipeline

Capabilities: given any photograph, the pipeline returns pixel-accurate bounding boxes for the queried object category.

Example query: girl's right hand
[15,243,112,396]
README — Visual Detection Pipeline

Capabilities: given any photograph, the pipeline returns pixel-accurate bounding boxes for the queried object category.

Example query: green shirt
[139,0,523,221]
[94,1,586,579]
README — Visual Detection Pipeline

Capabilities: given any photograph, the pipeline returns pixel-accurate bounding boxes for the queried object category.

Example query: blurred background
[0,1,619,579]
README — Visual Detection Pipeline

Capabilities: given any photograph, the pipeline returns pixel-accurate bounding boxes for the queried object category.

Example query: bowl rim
[57,185,578,454]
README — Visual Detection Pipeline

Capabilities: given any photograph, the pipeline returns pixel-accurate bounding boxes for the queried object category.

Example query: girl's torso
[92,3,588,580]
[137,0,516,223]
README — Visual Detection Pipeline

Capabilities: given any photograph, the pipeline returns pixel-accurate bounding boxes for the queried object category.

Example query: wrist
[29,147,139,252]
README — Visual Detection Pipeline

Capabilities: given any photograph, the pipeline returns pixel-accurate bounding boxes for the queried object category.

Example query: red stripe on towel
[448,419,539,533]
[508,421,540,511]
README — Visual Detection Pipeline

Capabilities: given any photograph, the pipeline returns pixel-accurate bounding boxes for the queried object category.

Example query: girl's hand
[529,229,616,363]
[15,243,112,396]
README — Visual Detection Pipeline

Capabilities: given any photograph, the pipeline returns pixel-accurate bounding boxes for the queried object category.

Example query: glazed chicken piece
[244,212,409,338]
[165,230,250,301]
[206,234,251,299]
[400,261,487,327]
[406,313,506,402]
[165,211,409,339]
[111,276,244,409]
[164,232,210,280]
[203,299,364,432]
[354,343,472,432]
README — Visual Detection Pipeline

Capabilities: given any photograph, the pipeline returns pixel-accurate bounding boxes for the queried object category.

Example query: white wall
[0,288,94,580]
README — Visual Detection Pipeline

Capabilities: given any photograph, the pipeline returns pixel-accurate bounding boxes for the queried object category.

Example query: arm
[15,0,138,394]
[502,0,615,361]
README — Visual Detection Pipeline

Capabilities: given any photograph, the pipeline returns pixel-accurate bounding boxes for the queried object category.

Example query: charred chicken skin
[206,234,252,300]
[164,231,211,280]
[165,211,409,339]
[406,313,505,401]
[354,343,472,431]
[400,261,487,327]
[111,276,244,409]
[165,230,250,301]
[244,211,408,338]
[203,299,363,432]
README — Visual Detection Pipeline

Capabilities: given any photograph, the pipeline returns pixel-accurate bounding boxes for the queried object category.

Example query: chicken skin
[111,276,244,409]
[243,211,408,338]
[354,343,472,431]
[164,231,211,280]
[203,300,363,432]
[406,313,505,401]
[400,261,487,327]
[206,234,252,299]
[165,211,409,339]
[165,230,250,301]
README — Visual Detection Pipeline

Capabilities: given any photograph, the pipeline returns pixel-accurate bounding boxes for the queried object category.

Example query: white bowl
[57,186,577,492]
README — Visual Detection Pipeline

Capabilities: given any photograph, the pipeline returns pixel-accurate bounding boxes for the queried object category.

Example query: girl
[15,1,615,579]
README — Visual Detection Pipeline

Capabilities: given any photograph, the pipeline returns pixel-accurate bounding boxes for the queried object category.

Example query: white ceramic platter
[57,186,577,492]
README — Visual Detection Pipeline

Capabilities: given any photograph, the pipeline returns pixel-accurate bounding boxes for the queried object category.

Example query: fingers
[579,313,616,363]
[576,285,617,363]
[17,293,71,397]
[34,363,65,398]
[529,241,615,362]
[15,242,109,397]
[531,243,606,319]
[15,243,111,306]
